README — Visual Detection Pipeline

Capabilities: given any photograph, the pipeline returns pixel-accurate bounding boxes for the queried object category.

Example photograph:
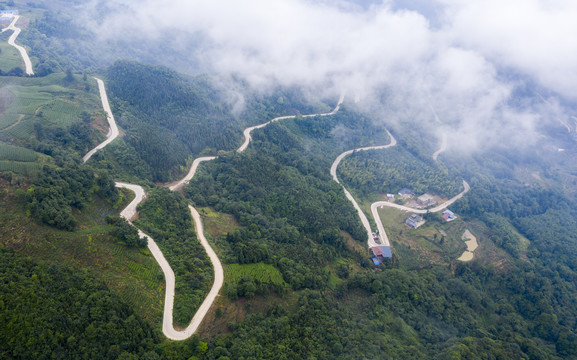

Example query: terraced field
[0,142,41,175]
[0,75,101,139]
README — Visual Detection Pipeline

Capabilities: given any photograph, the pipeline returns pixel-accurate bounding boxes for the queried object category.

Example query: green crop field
[0,75,102,139]
[225,262,287,287]
[0,41,24,72]
[0,160,41,175]
[0,142,37,161]
[40,99,83,127]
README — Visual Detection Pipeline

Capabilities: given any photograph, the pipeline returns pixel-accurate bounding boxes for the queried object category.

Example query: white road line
[1,15,34,75]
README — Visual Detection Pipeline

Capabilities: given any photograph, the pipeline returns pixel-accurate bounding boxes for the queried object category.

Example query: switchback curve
[85,82,345,339]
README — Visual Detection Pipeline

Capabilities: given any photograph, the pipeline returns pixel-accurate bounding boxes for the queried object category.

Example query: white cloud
[82,0,577,152]
[440,0,577,99]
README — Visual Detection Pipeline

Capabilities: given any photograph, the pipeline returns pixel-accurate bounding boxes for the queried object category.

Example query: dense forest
[0,248,161,359]
[337,145,463,200]
[134,187,213,327]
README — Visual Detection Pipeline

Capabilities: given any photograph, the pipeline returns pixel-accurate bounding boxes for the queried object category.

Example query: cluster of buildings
[371,187,458,265]
[397,188,438,209]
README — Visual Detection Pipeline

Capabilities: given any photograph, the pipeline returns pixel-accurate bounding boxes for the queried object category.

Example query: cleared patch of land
[457,229,478,262]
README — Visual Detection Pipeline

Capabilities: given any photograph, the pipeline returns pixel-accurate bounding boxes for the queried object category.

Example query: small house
[370,245,392,265]
[398,188,414,199]
[405,214,423,229]
[417,193,436,207]
[386,193,395,199]
[442,210,455,221]
[371,246,385,257]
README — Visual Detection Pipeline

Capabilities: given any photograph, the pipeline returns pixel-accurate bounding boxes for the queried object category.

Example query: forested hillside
[3,1,577,359]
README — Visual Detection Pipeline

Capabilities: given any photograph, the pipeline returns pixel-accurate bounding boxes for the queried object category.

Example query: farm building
[405,214,424,229]
[398,188,414,199]
[370,245,392,265]
[442,210,455,221]
[417,193,436,207]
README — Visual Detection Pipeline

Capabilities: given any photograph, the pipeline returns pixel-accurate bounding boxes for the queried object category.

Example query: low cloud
[80,0,577,153]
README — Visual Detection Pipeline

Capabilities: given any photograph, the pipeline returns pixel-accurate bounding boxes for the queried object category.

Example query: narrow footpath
[1,15,34,75]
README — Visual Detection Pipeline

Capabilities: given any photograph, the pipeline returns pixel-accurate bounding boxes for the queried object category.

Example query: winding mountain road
[330,131,397,248]
[82,78,119,163]
[238,93,344,152]
[114,181,225,340]
[84,78,224,340]
[85,82,345,339]
[1,15,34,75]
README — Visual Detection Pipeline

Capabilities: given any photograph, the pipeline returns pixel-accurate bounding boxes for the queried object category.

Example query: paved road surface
[169,156,217,191]
[371,180,470,214]
[83,78,119,163]
[1,15,34,75]
[432,133,447,161]
[330,131,397,248]
[238,93,344,152]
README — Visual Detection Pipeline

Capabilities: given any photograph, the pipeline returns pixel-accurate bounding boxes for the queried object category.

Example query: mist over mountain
[68,0,577,154]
